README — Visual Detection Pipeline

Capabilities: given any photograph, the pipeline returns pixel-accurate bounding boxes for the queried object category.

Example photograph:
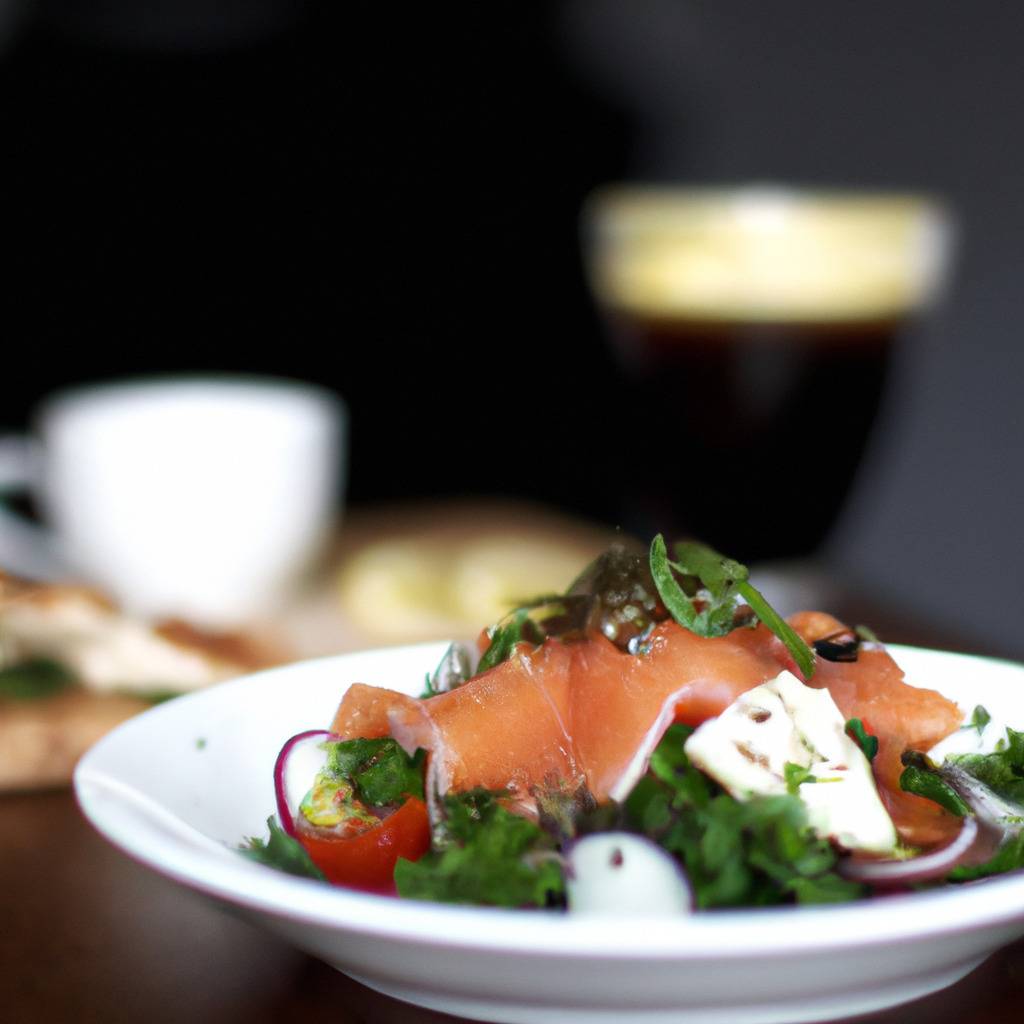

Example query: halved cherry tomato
[296,797,431,893]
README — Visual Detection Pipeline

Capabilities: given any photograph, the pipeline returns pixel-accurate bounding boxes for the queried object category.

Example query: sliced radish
[838,815,982,887]
[565,833,692,915]
[273,729,335,837]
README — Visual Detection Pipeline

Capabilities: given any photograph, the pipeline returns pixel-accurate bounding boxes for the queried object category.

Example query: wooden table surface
[4,580,1023,1024]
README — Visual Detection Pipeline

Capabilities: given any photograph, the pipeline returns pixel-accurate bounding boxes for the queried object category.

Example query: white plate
[75,642,1024,1024]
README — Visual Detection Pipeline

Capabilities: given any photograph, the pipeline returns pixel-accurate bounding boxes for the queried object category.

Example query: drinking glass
[583,186,952,564]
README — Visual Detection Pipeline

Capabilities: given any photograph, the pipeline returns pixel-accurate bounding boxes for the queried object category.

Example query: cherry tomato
[297,797,431,893]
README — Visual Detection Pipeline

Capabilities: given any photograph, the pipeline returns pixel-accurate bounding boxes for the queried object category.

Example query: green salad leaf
[947,728,1024,804]
[625,725,863,907]
[649,535,815,679]
[394,789,564,907]
[239,817,326,880]
[898,752,971,817]
[0,658,75,700]
[325,738,426,807]
[477,607,546,674]
[845,718,879,762]
[897,748,1024,882]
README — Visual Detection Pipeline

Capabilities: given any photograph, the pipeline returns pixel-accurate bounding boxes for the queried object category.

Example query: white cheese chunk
[683,671,898,855]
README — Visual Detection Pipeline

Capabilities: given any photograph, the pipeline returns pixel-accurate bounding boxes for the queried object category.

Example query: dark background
[2,1,1022,653]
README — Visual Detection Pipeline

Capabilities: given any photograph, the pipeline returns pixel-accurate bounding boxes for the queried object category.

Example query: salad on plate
[242,536,1024,912]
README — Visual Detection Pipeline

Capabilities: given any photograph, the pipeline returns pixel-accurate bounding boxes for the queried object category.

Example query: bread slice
[0,571,281,792]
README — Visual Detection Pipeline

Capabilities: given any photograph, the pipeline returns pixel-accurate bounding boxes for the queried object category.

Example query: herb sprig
[649,535,815,679]
[394,789,564,907]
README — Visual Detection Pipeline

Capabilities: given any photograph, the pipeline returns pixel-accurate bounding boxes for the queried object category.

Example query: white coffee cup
[0,377,346,627]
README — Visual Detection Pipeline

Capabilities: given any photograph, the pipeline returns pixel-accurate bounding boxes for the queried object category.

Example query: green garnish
[736,580,816,680]
[0,659,75,700]
[325,738,426,807]
[898,753,971,817]
[477,607,544,674]
[784,762,817,794]
[394,789,564,907]
[845,718,879,762]
[625,726,863,907]
[963,705,992,737]
[239,816,326,880]
[897,746,1024,882]
[854,624,879,643]
[947,728,1024,805]
[649,535,815,679]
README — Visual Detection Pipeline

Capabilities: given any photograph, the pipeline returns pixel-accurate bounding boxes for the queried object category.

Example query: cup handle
[0,435,68,581]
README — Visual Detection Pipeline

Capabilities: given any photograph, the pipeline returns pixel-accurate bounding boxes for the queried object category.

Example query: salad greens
[948,728,1024,804]
[241,816,326,880]
[845,718,879,762]
[325,738,426,807]
[394,789,564,907]
[624,725,864,907]
[900,742,1024,881]
[649,535,815,679]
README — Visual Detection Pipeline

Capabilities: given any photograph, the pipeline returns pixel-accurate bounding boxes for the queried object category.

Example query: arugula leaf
[671,540,749,600]
[649,535,815,679]
[899,753,971,817]
[845,718,879,762]
[239,816,326,880]
[649,534,700,631]
[625,727,863,907]
[0,659,75,700]
[325,738,426,806]
[735,580,815,680]
[394,789,564,907]
[477,607,545,673]
[897,748,1024,882]
[947,728,1024,805]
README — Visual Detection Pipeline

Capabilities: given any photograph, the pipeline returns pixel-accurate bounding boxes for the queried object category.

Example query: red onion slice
[273,729,334,837]
[839,815,980,887]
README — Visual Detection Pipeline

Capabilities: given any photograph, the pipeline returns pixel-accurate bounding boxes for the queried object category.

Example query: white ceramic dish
[75,642,1024,1024]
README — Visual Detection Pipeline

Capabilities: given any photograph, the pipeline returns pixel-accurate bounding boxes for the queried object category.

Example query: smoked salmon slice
[330,611,964,848]
[332,639,582,815]
[331,623,782,808]
[569,620,781,800]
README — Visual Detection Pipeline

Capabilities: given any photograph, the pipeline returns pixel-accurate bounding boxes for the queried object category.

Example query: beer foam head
[586,187,952,322]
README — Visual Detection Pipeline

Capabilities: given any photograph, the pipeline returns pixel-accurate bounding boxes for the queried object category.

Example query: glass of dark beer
[583,186,952,564]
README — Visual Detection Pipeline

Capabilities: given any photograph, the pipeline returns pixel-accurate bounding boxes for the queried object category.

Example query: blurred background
[2,0,1022,657]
